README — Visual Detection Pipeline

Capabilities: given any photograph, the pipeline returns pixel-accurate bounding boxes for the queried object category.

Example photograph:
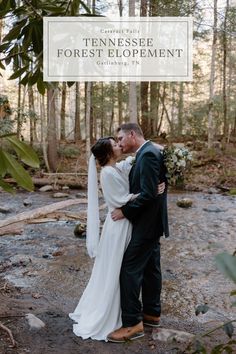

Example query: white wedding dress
[69,157,134,341]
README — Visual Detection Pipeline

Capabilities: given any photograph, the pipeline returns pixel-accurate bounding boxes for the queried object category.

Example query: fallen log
[43,172,88,176]
[0,223,24,236]
[0,199,87,230]
[27,218,58,224]
[4,177,85,189]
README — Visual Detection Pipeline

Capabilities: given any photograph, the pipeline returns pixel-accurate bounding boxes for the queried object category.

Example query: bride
[69,136,164,341]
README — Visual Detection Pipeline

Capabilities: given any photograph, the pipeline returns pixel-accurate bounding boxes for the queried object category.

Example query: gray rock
[25,314,45,330]
[76,192,87,198]
[177,198,193,208]
[185,184,202,192]
[53,192,70,198]
[0,206,12,214]
[39,185,53,192]
[203,206,227,213]
[42,254,51,259]
[74,223,86,238]
[23,199,32,206]
[9,255,32,267]
[208,188,218,194]
[62,185,70,190]
[152,328,195,343]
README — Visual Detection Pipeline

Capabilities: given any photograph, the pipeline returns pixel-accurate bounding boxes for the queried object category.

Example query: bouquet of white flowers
[163,146,192,187]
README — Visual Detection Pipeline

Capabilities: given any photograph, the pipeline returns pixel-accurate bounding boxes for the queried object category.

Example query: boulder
[23,199,33,206]
[74,222,86,238]
[176,198,193,208]
[39,185,53,192]
[25,314,45,330]
[152,328,195,343]
[203,206,227,213]
[62,185,70,190]
[53,192,70,198]
[0,206,12,214]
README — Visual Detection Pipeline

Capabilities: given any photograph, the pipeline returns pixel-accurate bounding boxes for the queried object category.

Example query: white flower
[177,150,183,157]
[172,155,178,163]
[163,145,192,186]
[179,160,186,167]
[130,157,136,166]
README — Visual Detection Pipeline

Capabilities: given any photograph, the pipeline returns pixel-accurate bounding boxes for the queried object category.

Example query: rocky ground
[0,189,235,354]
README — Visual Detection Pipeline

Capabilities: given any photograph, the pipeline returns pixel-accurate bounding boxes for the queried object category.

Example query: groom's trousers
[120,236,162,327]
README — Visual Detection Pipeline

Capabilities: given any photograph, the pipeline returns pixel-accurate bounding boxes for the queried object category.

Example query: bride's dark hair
[91,137,115,167]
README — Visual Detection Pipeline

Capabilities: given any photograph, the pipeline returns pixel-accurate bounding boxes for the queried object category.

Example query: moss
[228,188,236,196]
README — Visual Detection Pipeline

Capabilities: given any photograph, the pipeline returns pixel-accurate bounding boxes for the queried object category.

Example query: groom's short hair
[117,123,144,137]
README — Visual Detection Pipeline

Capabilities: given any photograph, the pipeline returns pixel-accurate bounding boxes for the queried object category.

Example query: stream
[0,190,235,353]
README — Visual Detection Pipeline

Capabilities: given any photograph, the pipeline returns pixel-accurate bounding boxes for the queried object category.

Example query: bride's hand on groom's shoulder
[111,208,125,221]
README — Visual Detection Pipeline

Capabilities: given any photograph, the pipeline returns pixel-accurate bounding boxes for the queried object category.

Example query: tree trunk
[177,82,184,136]
[150,0,158,16]
[92,0,96,13]
[128,0,138,124]
[149,1,159,136]
[90,83,94,141]
[140,0,149,136]
[17,80,22,139]
[129,84,138,123]
[159,84,173,135]
[85,82,92,161]
[28,85,37,145]
[116,0,123,128]
[118,0,123,16]
[171,84,176,130]
[60,82,66,141]
[227,19,233,141]
[93,86,97,140]
[74,82,81,142]
[100,83,104,136]
[140,82,149,137]
[47,88,58,172]
[222,0,229,148]
[207,0,218,149]
[109,85,115,135]
[109,107,114,136]
[40,94,50,171]
[140,0,148,14]
[28,85,34,145]
[118,82,123,126]
[232,114,236,138]
[150,82,158,136]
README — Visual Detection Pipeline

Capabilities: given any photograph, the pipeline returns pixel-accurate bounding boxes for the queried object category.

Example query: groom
[108,123,169,342]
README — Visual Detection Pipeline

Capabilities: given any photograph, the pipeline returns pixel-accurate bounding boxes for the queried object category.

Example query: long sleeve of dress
[115,156,134,176]
[100,167,134,209]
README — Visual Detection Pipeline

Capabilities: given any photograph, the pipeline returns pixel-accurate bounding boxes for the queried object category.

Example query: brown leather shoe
[143,314,160,327]
[107,322,144,343]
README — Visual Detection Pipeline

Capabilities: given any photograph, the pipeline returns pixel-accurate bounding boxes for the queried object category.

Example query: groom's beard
[121,145,136,154]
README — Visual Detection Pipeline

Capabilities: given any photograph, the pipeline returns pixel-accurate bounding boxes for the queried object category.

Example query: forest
[0,1,235,353]
[0,0,235,172]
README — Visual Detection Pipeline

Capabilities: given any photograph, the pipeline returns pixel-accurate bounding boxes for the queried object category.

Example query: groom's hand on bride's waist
[157,182,165,195]
[111,209,125,221]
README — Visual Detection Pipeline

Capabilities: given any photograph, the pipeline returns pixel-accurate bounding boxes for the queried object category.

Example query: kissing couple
[69,123,169,342]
